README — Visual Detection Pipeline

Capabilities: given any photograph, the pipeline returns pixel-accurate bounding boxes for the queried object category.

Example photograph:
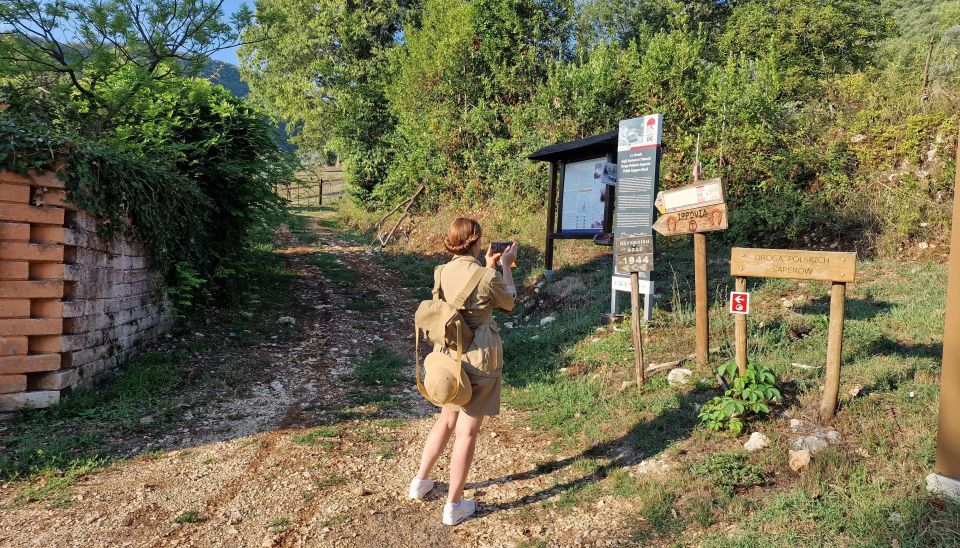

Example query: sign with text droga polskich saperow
[613,114,662,283]
[730,248,857,283]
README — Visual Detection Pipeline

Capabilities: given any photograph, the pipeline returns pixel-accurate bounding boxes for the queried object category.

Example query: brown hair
[444,217,482,255]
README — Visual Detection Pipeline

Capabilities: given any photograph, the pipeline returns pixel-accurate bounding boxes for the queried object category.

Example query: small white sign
[656,178,725,214]
[612,275,653,294]
[730,291,751,315]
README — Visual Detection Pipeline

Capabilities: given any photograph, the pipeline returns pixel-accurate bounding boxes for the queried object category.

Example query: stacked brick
[0,169,173,411]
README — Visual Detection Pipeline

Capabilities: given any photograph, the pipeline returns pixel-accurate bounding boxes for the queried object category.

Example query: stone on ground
[743,432,770,452]
[789,449,811,472]
[667,368,692,386]
[793,435,828,453]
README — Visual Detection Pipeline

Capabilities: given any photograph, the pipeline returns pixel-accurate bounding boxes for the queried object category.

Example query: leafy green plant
[698,362,781,435]
[690,452,765,497]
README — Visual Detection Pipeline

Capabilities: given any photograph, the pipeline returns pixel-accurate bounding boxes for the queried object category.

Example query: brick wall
[0,169,174,411]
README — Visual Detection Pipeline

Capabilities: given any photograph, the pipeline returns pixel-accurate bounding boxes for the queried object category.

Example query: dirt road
[0,218,641,548]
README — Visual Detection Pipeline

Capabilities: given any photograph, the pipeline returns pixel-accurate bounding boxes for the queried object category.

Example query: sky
[211,0,250,65]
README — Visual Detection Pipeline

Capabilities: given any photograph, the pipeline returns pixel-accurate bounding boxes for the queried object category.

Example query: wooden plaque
[730,248,857,283]
[655,178,724,214]
[615,235,654,274]
[653,203,728,236]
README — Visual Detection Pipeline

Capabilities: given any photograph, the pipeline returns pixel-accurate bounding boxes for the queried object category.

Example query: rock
[918,242,929,250]
[619,381,634,392]
[544,276,586,300]
[789,449,811,472]
[540,316,556,326]
[504,322,514,329]
[793,435,828,454]
[848,385,863,398]
[789,419,805,432]
[667,368,693,386]
[270,381,286,395]
[791,363,818,370]
[850,134,866,144]
[140,416,155,425]
[824,430,841,443]
[743,432,770,452]
[278,316,296,326]
[262,537,277,547]
[356,486,371,496]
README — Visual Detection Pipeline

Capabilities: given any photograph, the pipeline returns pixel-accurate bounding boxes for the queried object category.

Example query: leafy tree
[238,0,416,201]
[0,0,252,133]
[719,0,893,97]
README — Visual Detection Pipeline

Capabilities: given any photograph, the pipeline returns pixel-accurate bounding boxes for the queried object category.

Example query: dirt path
[0,219,644,548]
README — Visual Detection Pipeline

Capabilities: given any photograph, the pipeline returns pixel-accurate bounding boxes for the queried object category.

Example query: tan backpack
[414,265,485,406]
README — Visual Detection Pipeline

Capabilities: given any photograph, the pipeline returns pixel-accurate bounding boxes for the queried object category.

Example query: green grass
[175,510,200,524]
[292,428,339,446]
[353,346,406,387]
[307,252,354,284]
[267,517,290,532]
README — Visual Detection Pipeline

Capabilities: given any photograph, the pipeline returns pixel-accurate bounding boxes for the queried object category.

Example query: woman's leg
[415,407,459,479]
[447,412,484,504]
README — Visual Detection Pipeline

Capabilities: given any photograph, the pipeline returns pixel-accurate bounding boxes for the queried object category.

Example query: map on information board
[560,157,607,231]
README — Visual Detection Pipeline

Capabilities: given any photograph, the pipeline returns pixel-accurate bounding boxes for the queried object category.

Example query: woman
[408,218,518,526]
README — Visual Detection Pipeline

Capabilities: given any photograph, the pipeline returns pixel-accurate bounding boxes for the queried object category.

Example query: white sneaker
[442,499,476,526]
[408,477,434,499]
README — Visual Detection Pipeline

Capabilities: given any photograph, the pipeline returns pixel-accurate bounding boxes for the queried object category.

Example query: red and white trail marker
[730,291,751,315]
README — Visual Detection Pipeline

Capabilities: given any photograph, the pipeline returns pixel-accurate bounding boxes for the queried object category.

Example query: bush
[690,451,765,497]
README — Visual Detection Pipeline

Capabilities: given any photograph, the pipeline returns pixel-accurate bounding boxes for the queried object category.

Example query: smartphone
[491,241,517,267]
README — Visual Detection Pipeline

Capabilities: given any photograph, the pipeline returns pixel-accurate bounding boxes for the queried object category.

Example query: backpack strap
[432,264,444,301]
[450,267,486,310]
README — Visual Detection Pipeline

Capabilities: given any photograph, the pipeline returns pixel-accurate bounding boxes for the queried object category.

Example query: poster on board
[560,158,608,231]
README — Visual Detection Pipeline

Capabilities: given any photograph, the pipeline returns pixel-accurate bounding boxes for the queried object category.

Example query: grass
[175,510,200,524]
[267,517,290,532]
[352,205,959,545]
[307,252,355,284]
[353,346,406,387]
[292,428,339,447]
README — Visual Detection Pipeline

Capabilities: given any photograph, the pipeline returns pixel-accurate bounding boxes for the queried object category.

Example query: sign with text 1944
[730,291,750,315]
[615,235,654,274]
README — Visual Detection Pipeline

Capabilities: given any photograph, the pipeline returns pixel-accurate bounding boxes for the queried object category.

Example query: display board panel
[559,157,608,232]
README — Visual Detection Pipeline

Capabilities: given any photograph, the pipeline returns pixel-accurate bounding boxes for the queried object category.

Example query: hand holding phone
[492,241,517,268]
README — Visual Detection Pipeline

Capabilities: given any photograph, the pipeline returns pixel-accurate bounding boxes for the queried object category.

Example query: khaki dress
[433,255,516,416]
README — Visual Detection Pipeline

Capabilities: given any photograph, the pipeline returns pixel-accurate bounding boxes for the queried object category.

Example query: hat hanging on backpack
[414,265,485,407]
[419,345,472,407]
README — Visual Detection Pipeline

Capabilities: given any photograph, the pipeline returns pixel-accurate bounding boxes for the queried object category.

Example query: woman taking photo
[408,218,518,525]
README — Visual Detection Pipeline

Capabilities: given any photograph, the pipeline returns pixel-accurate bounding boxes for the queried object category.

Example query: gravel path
[0,220,643,548]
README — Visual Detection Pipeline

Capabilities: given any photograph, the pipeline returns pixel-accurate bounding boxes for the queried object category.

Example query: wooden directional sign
[615,235,654,274]
[655,178,724,214]
[731,248,857,283]
[653,203,728,236]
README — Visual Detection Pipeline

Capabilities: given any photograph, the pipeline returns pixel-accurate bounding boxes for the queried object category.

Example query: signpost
[611,114,662,323]
[614,235,654,275]
[928,132,960,500]
[652,176,727,366]
[730,247,857,420]
[652,203,728,236]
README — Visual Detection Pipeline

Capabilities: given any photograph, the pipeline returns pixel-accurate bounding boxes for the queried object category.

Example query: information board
[560,158,607,232]
[613,114,662,286]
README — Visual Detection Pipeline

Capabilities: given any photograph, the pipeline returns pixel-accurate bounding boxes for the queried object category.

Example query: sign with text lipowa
[613,114,662,285]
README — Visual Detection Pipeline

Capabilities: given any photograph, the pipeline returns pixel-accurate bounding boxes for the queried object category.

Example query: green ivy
[0,77,295,311]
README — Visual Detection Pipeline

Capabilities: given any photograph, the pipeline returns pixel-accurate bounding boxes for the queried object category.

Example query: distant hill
[201,60,250,98]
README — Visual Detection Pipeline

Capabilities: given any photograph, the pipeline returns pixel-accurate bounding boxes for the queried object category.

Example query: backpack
[414,264,486,406]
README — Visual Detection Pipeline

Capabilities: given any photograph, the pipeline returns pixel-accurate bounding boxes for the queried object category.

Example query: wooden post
[933,131,960,483]
[318,178,323,206]
[734,276,748,375]
[545,161,558,277]
[631,271,645,387]
[694,232,709,365]
[819,282,847,421]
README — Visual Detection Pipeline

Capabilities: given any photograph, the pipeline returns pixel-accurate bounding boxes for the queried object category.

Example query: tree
[719,0,893,97]
[0,0,251,132]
